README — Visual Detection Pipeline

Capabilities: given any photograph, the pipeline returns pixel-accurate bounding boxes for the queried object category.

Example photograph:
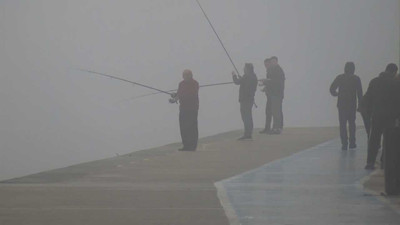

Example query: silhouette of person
[330,62,363,150]
[260,57,285,134]
[232,63,258,140]
[171,69,199,151]
[362,63,399,169]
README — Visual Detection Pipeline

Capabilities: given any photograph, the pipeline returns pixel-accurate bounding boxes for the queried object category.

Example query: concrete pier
[0,127,398,225]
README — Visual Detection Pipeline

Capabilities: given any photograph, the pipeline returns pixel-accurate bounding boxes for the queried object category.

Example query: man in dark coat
[362,63,399,169]
[260,56,285,134]
[232,63,258,140]
[259,58,273,134]
[330,62,363,150]
[171,69,199,151]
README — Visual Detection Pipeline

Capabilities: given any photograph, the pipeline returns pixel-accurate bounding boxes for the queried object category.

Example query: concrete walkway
[217,131,400,225]
[0,127,337,225]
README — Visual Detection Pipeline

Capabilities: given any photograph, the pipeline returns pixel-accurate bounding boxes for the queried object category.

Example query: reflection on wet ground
[217,131,400,225]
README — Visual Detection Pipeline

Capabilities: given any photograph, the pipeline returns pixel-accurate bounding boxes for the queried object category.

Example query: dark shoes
[237,136,252,140]
[259,128,281,135]
[270,128,282,135]
[342,143,356,150]
[259,129,270,134]
[364,164,375,170]
[179,147,196,151]
[349,143,357,149]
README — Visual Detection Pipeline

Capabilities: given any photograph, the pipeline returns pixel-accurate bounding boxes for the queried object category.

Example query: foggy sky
[1,0,399,180]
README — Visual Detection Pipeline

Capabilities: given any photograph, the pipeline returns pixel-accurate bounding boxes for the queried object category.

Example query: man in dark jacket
[232,63,258,140]
[260,56,285,134]
[330,62,363,150]
[260,58,273,134]
[362,63,399,169]
[171,69,199,151]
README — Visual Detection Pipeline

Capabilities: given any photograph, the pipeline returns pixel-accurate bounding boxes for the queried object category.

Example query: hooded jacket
[330,73,363,110]
[233,72,258,103]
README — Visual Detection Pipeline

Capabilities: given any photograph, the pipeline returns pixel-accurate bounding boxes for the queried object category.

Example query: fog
[1,0,399,181]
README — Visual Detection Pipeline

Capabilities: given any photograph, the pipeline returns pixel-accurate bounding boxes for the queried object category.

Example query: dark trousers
[338,108,356,147]
[240,101,254,137]
[366,116,393,166]
[179,110,198,150]
[360,112,371,137]
[265,96,283,130]
[265,97,272,131]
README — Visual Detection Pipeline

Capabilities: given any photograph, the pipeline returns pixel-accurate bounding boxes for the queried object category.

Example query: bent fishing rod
[78,69,173,96]
[195,0,259,108]
[195,0,240,76]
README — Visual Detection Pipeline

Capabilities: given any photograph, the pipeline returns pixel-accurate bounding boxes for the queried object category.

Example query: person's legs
[280,100,284,129]
[248,103,253,137]
[338,108,348,150]
[240,101,253,138]
[348,109,357,148]
[261,97,272,133]
[187,110,198,150]
[271,96,283,133]
[366,118,384,168]
[179,111,189,149]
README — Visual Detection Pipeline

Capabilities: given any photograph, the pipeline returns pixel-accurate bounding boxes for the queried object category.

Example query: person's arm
[232,71,241,85]
[359,80,374,115]
[169,83,182,104]
[356,76,363,108]
[329,76,340,97]
[250,76,258,95]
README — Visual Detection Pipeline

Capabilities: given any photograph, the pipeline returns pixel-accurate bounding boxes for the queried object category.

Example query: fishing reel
[169,92,178,104]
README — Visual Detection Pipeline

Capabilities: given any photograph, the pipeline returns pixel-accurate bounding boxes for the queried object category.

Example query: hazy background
[1,0,399,181]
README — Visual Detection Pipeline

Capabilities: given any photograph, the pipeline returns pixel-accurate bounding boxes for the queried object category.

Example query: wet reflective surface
[218,131,400,225]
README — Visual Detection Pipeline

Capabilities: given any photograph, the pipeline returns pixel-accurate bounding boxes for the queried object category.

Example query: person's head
[270,56,278,65]
[264,58,272,69]
[182,69,193,80]
[385,63,398,76]
[244,63,254,74]
[344,62,355,74]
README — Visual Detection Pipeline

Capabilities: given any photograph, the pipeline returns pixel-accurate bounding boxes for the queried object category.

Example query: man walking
[171,69,199,151]
[232,63,258,140]
[330,62,363,150]
[363,63,399,169]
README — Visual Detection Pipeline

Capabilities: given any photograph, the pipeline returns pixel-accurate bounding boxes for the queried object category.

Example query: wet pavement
[217,131,400,225]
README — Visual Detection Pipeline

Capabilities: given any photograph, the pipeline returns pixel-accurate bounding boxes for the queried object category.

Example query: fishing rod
[78,69,172,96]
[129,89,178,100]
[126,81,235,101]
[195,0,240,76]
[195,1,259,109]
[127,77,265,101]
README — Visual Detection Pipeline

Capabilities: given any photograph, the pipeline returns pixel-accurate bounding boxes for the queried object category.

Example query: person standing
[170,69,199,151]
[363,63,399,169]
[232,63,258,140]
[260,58,273,134]
[260,56,285,134]
[330,62,363,150]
